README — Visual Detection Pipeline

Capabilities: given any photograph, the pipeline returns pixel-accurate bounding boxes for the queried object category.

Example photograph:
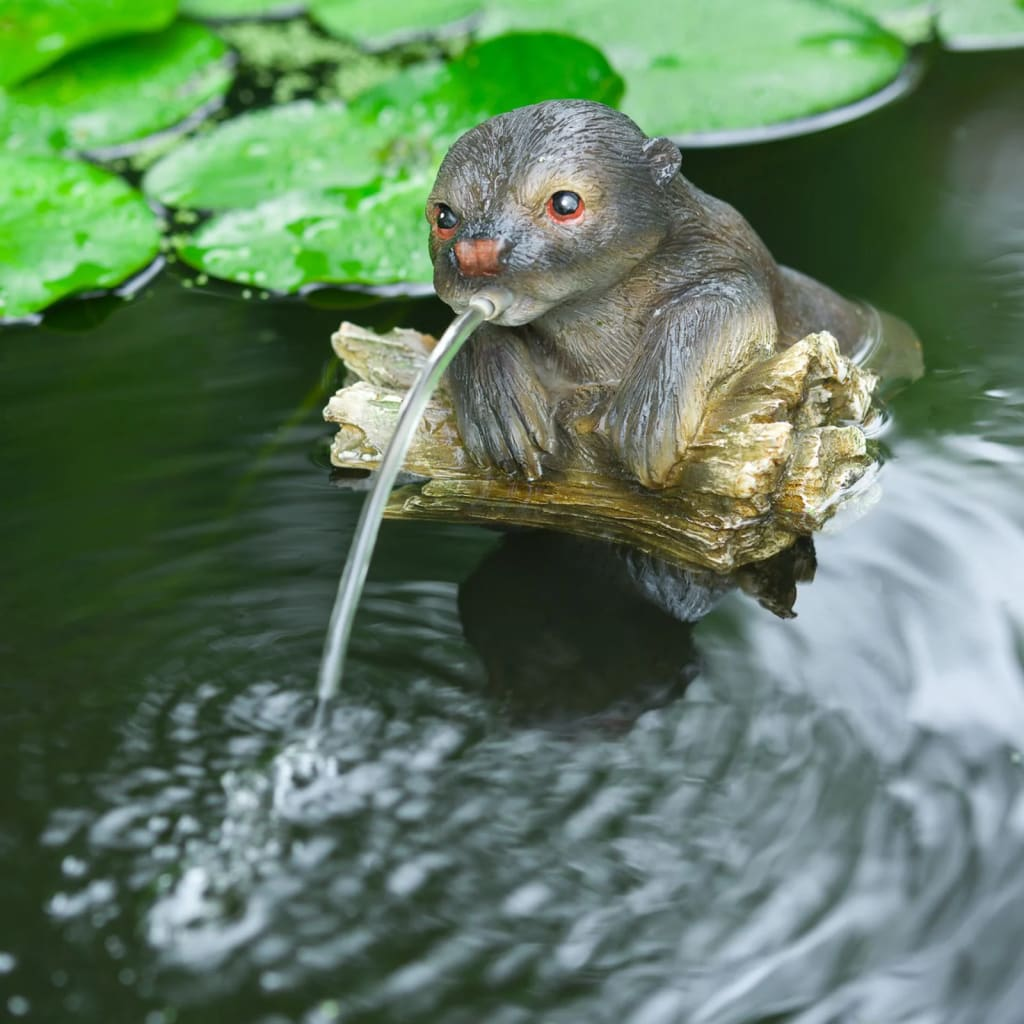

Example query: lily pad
[0,0,176,88]
[310,0,482,47]
[0,154,161,320]
[360,30,623,119]
[180,0,305,18]
[0,22,234,156]
[481,0,907,139]
[177,177,433,291]
[939,0,1024,49]
[144,33,621,212]
[143,101,396,211]
[830,1,936,44]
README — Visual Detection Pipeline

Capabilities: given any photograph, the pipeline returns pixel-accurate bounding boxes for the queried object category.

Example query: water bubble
[7,996,29,1017]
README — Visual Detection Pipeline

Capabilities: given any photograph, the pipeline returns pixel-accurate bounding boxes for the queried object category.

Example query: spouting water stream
[313,286,513,731]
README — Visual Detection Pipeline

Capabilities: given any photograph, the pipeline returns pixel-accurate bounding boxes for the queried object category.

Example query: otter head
[426,100,682,326]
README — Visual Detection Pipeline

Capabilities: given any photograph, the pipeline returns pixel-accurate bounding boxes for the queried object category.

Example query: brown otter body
[427,100,875,488]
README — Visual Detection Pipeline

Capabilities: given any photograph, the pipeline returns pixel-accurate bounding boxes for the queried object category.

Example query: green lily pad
[0,22,234,156]
[144,101,393,211]
[145,33,621,212]
[181,0,305,18]
[939,0,1024,49]
[830,1,936,44]
[481,0,907,138]
[178,177,433,291]
[310,0,482,47]
[839,0,1024,47]
[0,154,161,320]
[0,0,176,88]
[360,30,623,120]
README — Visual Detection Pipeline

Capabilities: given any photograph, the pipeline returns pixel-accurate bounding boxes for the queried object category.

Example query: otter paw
[447,330,555,480]
[602,398,685,490]
[458,384,553,480]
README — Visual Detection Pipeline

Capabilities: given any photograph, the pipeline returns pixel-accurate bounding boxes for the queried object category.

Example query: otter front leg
[603,286,776,489]
[446,323,554,480]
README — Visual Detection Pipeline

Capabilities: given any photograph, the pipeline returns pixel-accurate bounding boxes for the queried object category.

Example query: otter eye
[434,203,459,239]
[547,190,584,222]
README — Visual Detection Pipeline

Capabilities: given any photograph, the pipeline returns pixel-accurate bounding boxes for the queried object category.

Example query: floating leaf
[178,177,433,291]
[481,0,907,139]
[0,0,176,88]
[829,1,936,44]
[145,33,621,212]
[143,101,395,210]
[0,23,233,156]
[938,0,1024,49]
[357,30,623,122]
[831,0,1024,48]
[181,0,305,18]
[0,154,161,320]
[310,0,482,47]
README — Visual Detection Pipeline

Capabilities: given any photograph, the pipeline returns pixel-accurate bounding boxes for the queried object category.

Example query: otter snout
[453,238,511,278]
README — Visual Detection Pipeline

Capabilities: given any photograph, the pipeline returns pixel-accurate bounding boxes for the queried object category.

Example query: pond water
[2,50,1023,1024]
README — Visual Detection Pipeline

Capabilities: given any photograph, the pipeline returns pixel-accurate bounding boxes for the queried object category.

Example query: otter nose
[453,238,509,277]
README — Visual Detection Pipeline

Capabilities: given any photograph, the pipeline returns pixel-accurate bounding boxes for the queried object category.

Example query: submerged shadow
[458,531,816,729]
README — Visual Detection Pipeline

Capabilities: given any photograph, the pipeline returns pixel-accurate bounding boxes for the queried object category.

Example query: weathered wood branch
[324,322,880,573]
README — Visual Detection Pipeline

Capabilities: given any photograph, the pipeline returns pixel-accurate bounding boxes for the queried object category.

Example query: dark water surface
[2,52,1023,1023]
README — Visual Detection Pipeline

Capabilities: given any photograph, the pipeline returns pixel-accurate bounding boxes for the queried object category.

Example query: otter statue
[427,99,880,489]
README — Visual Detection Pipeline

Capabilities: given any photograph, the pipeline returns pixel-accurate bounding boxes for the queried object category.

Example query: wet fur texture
[428,100,869,488]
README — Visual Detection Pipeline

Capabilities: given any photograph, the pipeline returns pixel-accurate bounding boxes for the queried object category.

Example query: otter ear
[642,137,682,188]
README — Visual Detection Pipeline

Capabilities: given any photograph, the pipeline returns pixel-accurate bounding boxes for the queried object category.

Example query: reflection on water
[460,533,706,727]
[2,50,1024,1024]
[459,532,819,728]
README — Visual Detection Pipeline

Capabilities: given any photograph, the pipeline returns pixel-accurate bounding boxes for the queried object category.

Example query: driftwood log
[324,323,880,574]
